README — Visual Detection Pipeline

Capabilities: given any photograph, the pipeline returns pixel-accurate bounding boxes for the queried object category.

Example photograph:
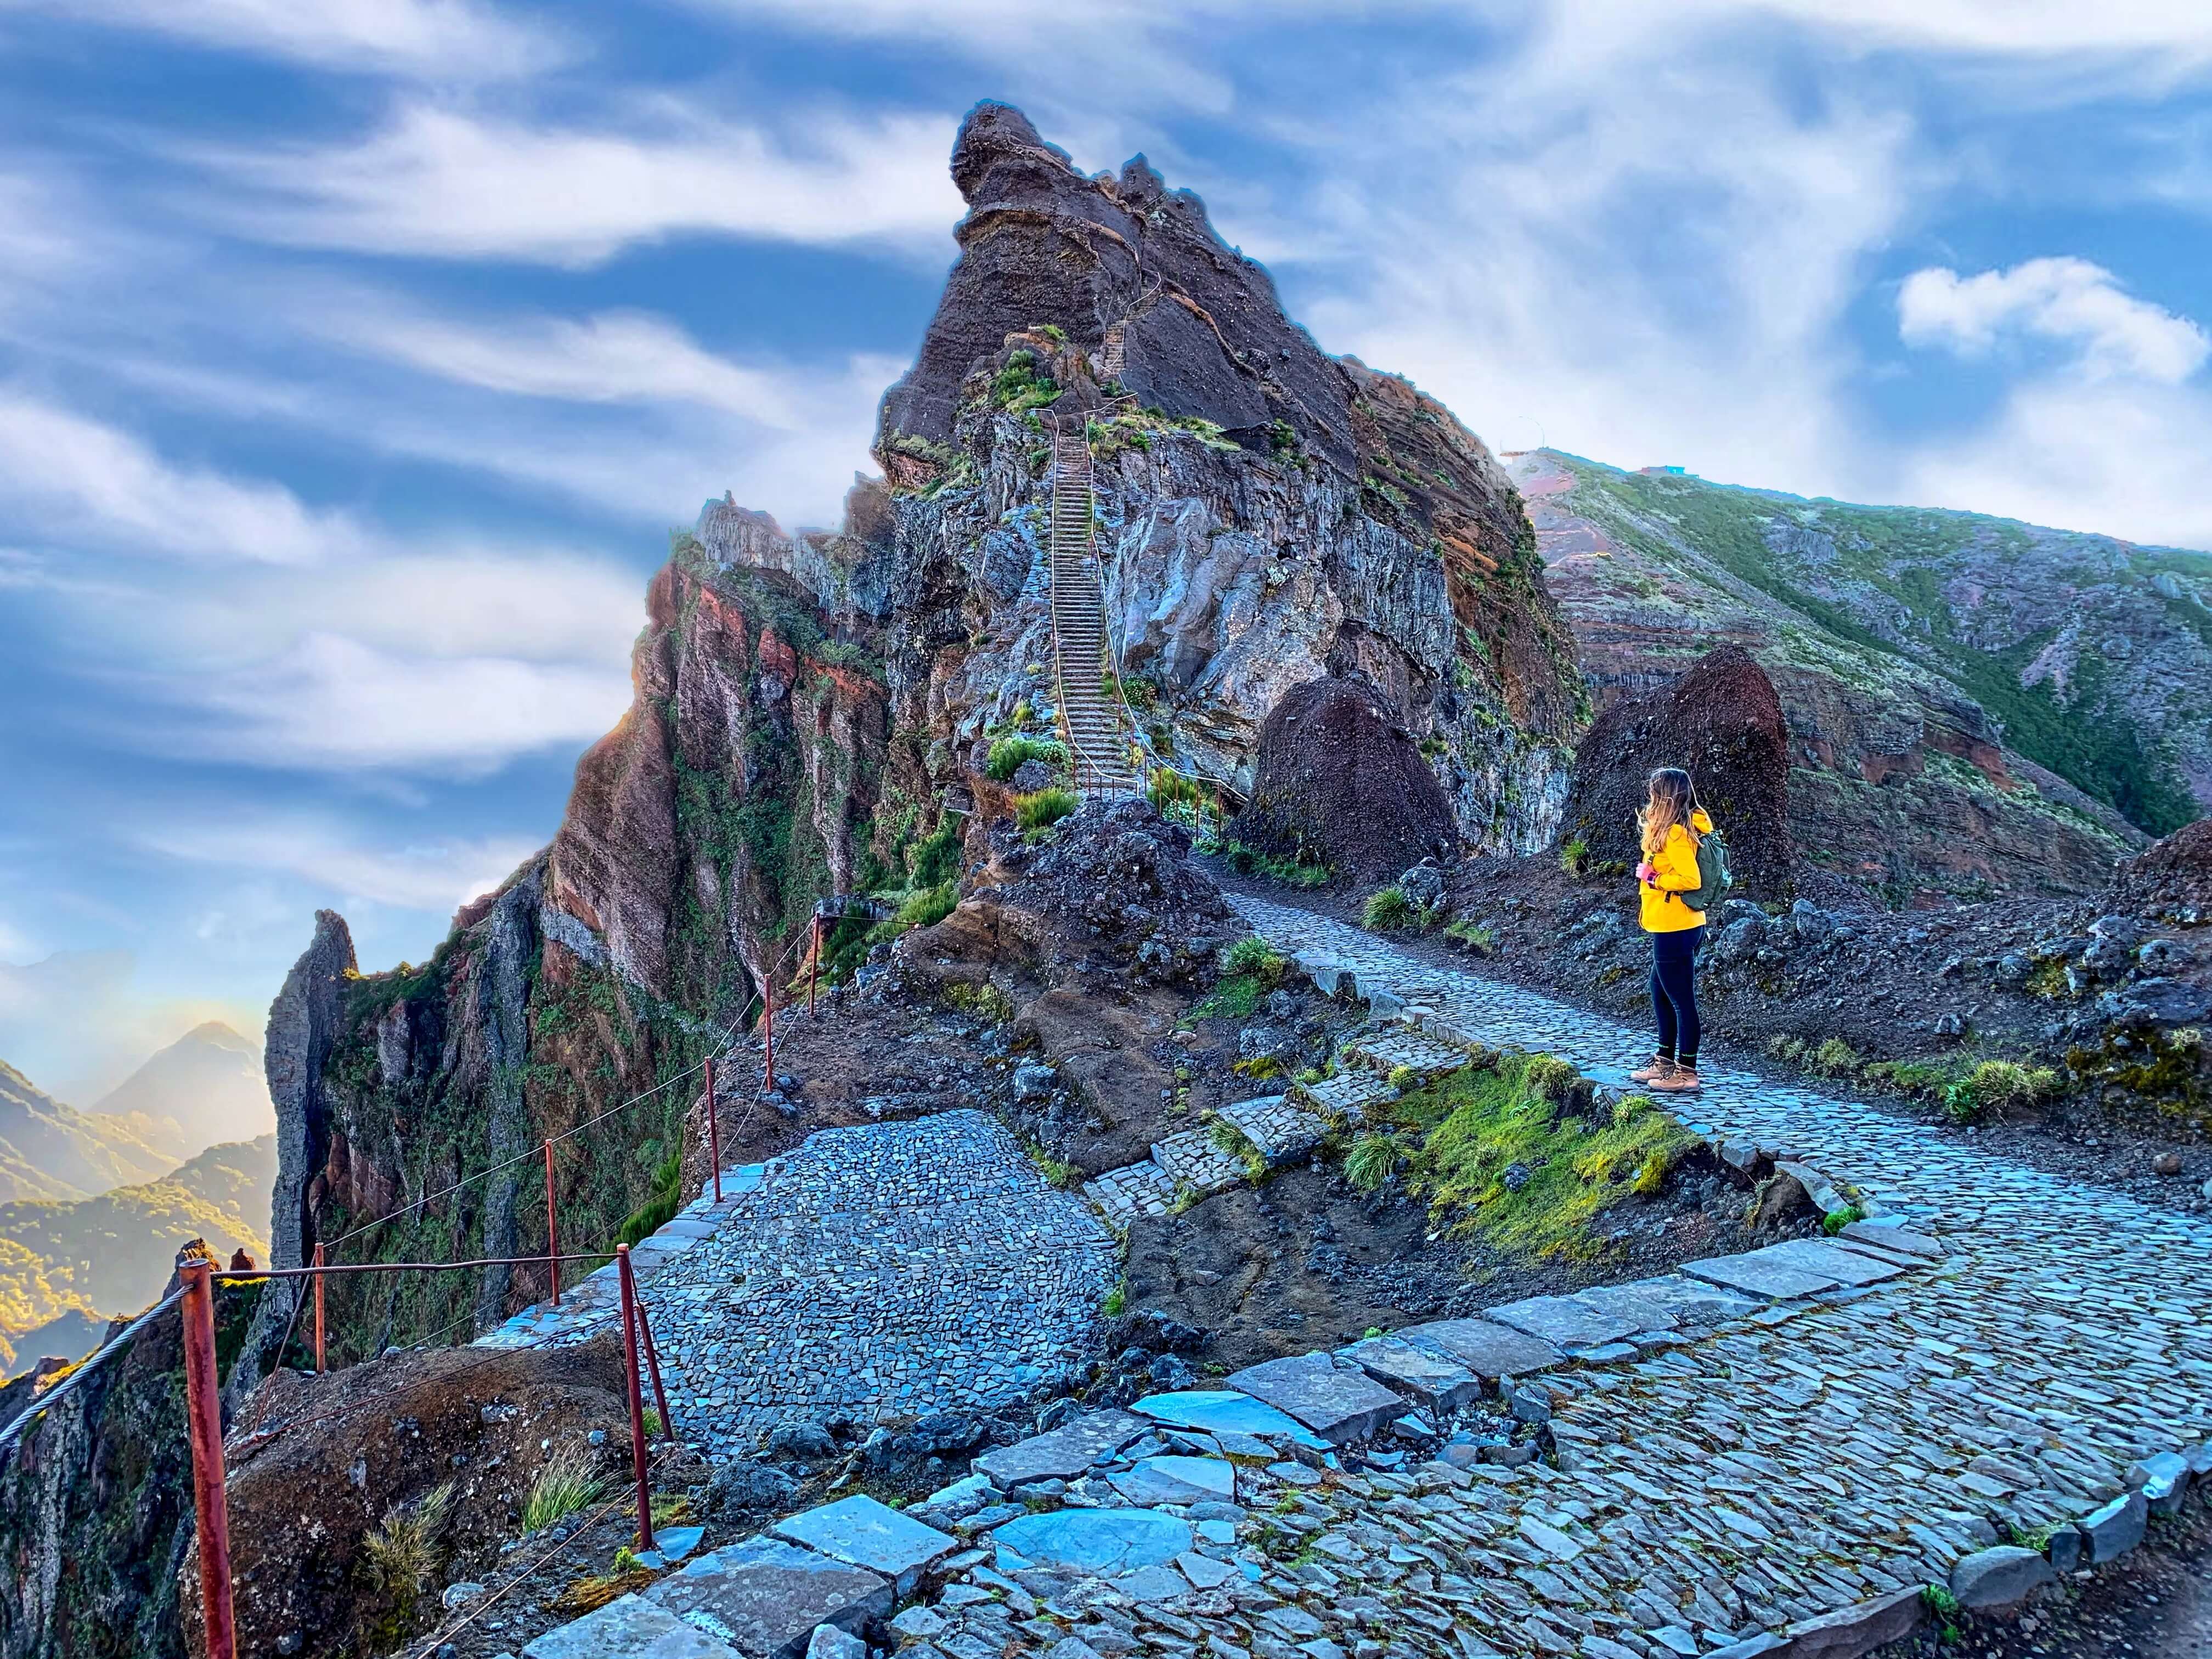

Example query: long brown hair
[1639,767,1699,859]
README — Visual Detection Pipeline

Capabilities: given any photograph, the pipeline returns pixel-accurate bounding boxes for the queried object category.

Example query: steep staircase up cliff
[1049,431,1141,794]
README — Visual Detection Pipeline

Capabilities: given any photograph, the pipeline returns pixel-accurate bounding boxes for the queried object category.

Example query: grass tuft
[1362,885,1437,932]
[362,1482,454,1597]
[1015,787,1079,832]
[523,1442,606,1536]
[986,735,1067,781]
[1941,1059,2060,1123]
[1344,1133,1399,1193]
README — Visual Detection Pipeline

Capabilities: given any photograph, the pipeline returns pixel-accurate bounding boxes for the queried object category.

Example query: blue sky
[3,1,2211,1099]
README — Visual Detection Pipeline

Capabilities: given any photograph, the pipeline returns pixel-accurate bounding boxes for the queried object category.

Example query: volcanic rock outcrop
[1560,645,1794,899]
[1235,677,1461,879]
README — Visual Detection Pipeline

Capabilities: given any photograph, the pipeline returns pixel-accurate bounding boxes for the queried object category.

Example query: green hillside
[1549,455,2210,836]
[0,1135,275,1375]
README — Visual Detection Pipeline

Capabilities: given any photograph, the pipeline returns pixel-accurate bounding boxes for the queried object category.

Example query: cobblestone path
[1182,893,2212,1653]
[487,1110,1118,1455]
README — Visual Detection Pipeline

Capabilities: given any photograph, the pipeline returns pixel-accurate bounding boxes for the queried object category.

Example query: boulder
[1398,861,1448,911]
[1949,1544,2055,1609]
[2079,1490,2147,1562]
[1781,1585,1926,1656]
[2112,816,2212,913]
[1233,678,1459,879]
[2099,978,2212,1028]
[1558,645,1793,899]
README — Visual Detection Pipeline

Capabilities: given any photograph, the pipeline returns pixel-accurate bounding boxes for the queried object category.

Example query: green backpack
[1676,823,1733,916]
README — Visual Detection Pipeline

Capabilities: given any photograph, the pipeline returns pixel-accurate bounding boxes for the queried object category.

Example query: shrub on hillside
[987,735,1066,781]
[1016,787,1079,832]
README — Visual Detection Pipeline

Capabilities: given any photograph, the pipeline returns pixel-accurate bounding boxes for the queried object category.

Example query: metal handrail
[1046,425,1135,800]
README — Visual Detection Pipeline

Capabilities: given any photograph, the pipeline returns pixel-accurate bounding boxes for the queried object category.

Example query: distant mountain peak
[179,1021,255,1052]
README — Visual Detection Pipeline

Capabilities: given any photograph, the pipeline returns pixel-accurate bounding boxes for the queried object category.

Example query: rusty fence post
[615,1244,654,1554]
[311,1243,326,1374]
[543,1139,560,1307]
[634,1293,676,1443]
[704,1056,720,1204]
[761,974,774,1098]
[178,1246,237,1659]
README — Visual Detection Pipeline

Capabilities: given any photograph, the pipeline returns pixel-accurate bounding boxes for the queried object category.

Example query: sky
[3,1,2211,1100]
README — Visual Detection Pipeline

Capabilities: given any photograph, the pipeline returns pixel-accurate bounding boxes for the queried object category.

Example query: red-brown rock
[1234,678,1460,879]
[1560,645,1793,898]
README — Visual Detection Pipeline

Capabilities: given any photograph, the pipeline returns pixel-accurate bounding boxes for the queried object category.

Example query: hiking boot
[1630,1056,1677,1085]
[1650,1066,1702,1093]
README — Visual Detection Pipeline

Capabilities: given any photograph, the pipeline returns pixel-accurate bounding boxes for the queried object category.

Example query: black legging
[1650,926,1704,1068]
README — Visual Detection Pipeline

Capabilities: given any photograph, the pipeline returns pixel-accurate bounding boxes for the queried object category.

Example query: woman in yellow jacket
[1629,768,1712,1093]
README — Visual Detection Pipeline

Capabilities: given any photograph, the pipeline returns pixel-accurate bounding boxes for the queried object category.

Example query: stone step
[1215,1094,1330,1164]
[1151,1128,1249,1194]
[1344,1027,1472,1080]
[1082,1159,1178,1226]
[1291,1069,1395,1126]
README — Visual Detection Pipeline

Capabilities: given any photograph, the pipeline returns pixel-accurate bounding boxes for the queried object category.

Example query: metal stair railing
[1047,428,1139,799]
[1055,417,1246,837]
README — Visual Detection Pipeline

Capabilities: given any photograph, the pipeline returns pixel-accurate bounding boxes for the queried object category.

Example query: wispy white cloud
[1898,257,2209,382]
[0,392,368,563]
[314,301,810,422]
[164,633,633,772]
[1292,19,1917,489]
[1902,376,2212,546]
[2,0,568,79]
[196,103,966,265]
[142,816,544,911]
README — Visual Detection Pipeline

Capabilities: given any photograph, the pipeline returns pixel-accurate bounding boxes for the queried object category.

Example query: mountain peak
[179,1020,254,1052]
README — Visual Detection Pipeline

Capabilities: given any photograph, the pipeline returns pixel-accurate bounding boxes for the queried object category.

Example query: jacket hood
[1690,807,1714,834]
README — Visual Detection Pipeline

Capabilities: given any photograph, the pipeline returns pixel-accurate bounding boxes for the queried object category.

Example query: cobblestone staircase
[1048,431,1141,795]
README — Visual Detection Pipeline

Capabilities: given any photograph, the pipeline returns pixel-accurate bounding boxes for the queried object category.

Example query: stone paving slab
[1684,1251,1842,1301]
[1485,1294,1641,1351]
[972,1408,1150,1489]
[1108,1453,1237,1506]
[1129,1389,1329,1447]
[644,1537,891,1659]
[1080,1159,1177,1226]
[1756,1237,1910,1288]
[1151,1128,1248,1193]
[1398,1317,1566,1379]
[1215,1093,1330,1163]
[1340,1334,1485,1413]
[1224,1351,1407,1444]
[770,1494,955,1597]
[990,1507,1195,1576]
[522,1593,738,1659]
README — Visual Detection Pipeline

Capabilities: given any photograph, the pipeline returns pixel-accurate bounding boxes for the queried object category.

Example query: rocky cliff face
[1509,450,2183,905]
[873,103,1583,853]
[248,103,1579,1367]
[0,1280,262,1659]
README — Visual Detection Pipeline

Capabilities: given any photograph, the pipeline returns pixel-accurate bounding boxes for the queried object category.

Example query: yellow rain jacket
[1639,808,1714,934]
